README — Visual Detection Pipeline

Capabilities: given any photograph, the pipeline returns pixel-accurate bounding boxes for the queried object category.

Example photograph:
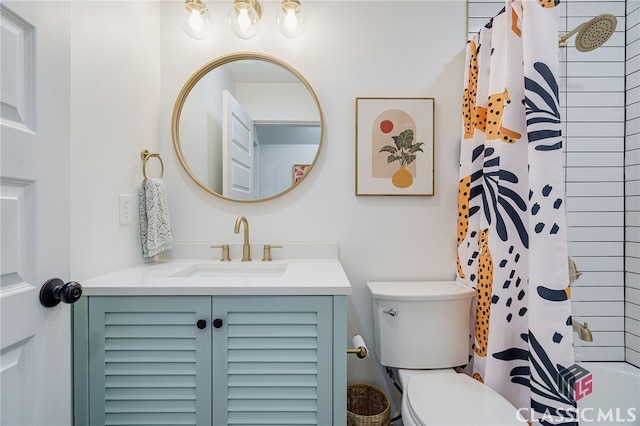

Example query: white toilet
[367,281,526,426]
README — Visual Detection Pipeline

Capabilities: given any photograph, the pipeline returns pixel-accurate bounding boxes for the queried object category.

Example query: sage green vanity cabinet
[73,295,347,426]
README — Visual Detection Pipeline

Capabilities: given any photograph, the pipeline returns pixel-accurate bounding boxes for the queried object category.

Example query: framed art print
[356,97,435,196]
[293,164,310,183]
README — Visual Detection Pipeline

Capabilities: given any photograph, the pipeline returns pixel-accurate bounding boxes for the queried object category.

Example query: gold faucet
[234,216,251,262]
[572,319,594,342]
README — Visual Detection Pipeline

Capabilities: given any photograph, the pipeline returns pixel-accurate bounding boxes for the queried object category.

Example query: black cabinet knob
[213,318,223,329]
[196,319,207,330]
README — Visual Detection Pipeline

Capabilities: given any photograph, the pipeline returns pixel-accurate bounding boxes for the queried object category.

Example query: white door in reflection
[222,90,254,200]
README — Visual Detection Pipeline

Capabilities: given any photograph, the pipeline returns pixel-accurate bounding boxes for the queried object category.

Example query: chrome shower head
[559,14,617,52]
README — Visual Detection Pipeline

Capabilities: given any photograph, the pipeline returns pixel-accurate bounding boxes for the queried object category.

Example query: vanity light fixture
[276,0,306,38]
[228,0,262,40]
[181,0,212,39]
[182,0,306,40]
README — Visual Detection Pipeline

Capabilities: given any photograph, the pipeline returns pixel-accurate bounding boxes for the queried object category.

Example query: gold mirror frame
[171,52,324,203]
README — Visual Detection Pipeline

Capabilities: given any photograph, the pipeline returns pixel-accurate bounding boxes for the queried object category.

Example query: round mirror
[172,52,323,202]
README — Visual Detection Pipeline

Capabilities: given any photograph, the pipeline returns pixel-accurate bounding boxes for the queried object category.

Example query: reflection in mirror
[172,53,323,202]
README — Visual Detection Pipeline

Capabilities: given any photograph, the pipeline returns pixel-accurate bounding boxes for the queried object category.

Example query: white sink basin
[170,262,287,278]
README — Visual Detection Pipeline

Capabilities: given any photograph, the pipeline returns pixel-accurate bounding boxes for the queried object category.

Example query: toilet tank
[367,281,475,369]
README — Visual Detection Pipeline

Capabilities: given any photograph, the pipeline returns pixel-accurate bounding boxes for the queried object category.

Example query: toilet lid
[406,373,525,425]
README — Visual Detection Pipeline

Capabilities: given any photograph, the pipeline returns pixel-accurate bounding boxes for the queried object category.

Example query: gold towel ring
[140,149,164,180]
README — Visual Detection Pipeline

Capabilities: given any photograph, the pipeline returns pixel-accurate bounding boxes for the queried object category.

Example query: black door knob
[213,318,223,329]
[60,281,82,304]
[39,278,83,307]
[196,319,207,329]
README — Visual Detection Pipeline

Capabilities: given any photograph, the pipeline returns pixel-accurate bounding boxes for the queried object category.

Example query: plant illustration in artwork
[379,129,424,188]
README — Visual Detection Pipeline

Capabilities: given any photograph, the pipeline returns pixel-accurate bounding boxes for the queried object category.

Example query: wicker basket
[346,383,390,426]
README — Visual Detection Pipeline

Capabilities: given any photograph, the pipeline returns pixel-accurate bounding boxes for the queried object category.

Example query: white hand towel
[139,178,173,258]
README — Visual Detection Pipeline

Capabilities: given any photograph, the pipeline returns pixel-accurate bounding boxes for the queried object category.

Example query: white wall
[180,67,235,191]
[159,0,467,410]
[236,82,318,121]
[259,143,318,196]
[70,1,161,280]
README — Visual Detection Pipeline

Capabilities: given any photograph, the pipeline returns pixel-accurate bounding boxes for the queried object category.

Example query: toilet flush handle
[383,308,398,317]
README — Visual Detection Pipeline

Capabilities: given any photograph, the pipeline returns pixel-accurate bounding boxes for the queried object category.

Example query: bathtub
[575,362,640,425]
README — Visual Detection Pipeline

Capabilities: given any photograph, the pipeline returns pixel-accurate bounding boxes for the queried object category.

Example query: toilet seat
[402,373,525,425]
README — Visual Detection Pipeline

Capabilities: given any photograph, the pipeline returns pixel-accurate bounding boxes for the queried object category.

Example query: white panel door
[222,90,254,200]
[1,2,72,425]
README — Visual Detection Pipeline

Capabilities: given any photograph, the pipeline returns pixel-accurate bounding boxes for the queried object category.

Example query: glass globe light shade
[181,0,212,39]
[228,1,261,40]
[276,1,306,38]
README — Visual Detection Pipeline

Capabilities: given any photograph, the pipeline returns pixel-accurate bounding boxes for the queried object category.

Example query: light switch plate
[119,194,133,225]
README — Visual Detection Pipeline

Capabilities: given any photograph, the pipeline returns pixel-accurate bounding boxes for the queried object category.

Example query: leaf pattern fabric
[457,1,577,424]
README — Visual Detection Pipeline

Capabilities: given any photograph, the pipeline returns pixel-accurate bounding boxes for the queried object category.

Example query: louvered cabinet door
[87,296,212,426]
[212,296,333,426]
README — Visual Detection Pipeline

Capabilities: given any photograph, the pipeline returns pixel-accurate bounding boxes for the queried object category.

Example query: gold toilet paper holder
[347,346,368,359]
[347,334,368,359]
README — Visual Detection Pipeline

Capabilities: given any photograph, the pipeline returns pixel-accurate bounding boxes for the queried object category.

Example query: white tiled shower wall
[626,0,640,368]
[468,0,638,365]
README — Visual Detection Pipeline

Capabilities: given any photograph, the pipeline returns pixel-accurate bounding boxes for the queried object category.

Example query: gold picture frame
[356,97,435,196]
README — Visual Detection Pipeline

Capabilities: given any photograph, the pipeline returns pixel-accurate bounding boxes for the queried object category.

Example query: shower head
[558,14,617,52]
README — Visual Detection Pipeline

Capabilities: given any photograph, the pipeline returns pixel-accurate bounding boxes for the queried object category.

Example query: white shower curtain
[457,1,577,424]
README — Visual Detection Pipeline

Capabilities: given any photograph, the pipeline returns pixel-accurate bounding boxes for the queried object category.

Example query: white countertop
[80,258,352,296]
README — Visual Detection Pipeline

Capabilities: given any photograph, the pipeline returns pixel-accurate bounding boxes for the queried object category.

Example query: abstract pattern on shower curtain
[457,0,578,424]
